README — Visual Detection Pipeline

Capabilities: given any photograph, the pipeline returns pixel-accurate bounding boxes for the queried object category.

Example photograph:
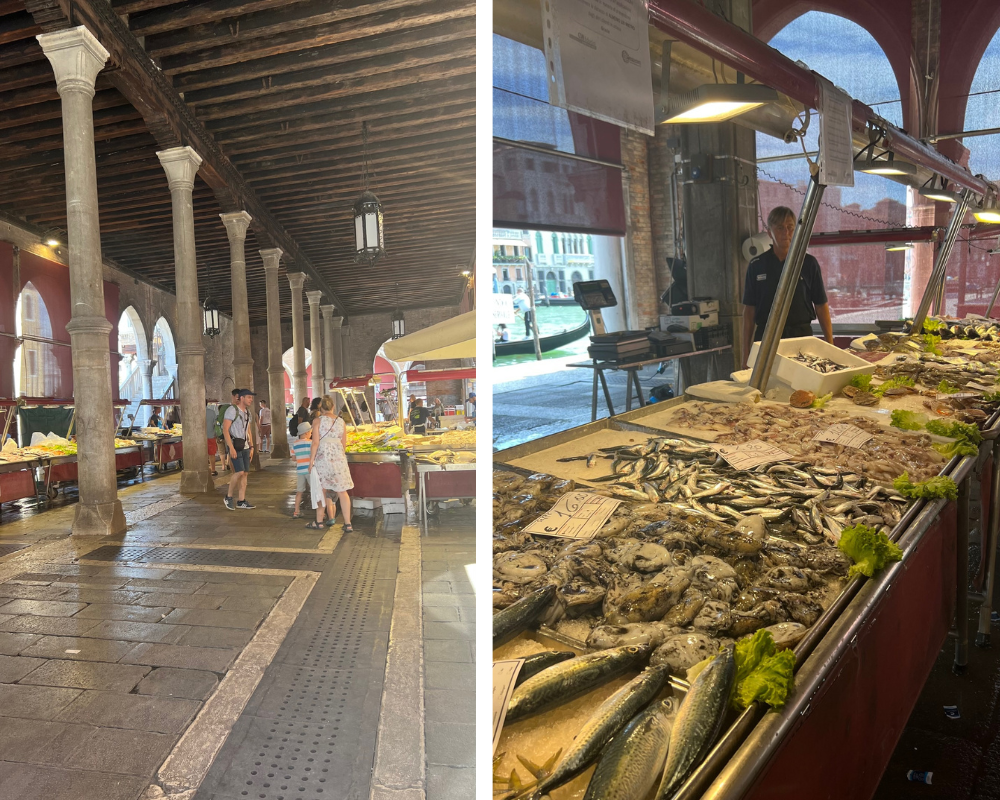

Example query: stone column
[261,248,291,459]
[306,290,324,397]
[139,358,154,425]
[157,146,213,494]
[288,272,308,403]
[38,27,125,535]
[321,305,336,389]
[221,211,261,469]
[329,316,344,378]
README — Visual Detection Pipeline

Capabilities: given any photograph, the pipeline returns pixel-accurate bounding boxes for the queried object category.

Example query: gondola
[494,318,590,356]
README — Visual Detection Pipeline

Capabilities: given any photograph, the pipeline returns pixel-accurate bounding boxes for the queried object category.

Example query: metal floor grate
[0,543,30,558]
[85,545,330,572]
[194,531,399,800]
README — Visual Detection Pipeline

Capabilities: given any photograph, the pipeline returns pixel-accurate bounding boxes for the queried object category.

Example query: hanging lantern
[203,293,220,338]
[353,122,385,266]
[391,309,405,339]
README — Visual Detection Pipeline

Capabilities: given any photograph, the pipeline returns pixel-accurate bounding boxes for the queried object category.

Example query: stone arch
[964,28,1000,178]
[14,281,59,397]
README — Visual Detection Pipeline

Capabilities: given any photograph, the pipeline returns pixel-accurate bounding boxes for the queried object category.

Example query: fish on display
[522,664,671,799]
[655,646,736,800]
[583,698,677,800]
[789,351,848,373]
[493,585,556,648]
[506,644,650,724]
[515,650,576,686]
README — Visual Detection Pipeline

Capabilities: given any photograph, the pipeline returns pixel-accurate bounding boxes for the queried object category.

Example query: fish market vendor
[740,205,834,369]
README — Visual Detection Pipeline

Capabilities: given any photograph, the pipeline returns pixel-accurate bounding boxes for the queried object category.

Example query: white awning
[381,310,476,361]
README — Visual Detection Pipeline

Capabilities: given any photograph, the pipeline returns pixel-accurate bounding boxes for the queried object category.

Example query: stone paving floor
[0,456,475,800]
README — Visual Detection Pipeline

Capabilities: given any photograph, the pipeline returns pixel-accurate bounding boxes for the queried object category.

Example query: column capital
[329,316,343,329]
[220,210,252,241]
[287,272,307,290]
[157,146,203,191]
[306,290,323,307]
[320,304,336,319]
[37,27,109,97]
[260,248,283,271]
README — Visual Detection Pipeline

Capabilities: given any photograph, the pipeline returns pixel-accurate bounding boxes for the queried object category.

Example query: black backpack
[288,412,300,438]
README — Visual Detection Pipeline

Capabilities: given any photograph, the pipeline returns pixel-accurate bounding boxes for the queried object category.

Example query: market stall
[136,399,184,473]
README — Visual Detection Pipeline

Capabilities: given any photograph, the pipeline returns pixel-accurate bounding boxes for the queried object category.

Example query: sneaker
[236,500,256,510]
[224,496,235,511]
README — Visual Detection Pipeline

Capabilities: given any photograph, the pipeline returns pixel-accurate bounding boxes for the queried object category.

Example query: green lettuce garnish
[925,419,983,445]
[850,374,873,392]
[810,392,833,409]
[890,409,929,431]
[872,375,915,397]
[937,379,959,394]
[923,319,945,333]
[932,439,979,458]
[923,334,943,355]
[732,629,796,710]
[837,523,904,578]
[893,471,959,501]
[982,391,1000,402]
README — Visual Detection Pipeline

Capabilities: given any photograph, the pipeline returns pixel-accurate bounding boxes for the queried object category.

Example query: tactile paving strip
[194,532,400,800]
[85,545,330,572]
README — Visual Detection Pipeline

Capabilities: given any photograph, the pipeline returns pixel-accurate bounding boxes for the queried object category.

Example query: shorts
[207,437,217,455]
[232,449,251,473]
[260,424,272,436]
[296,473,308,492]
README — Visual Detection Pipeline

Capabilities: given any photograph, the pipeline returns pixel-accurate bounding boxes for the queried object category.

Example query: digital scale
[573,279,617,335]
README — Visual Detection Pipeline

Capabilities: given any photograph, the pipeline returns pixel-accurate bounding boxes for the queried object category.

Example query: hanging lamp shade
[391,308,405,339]
[203,295,220,338]
[354,190,385,266]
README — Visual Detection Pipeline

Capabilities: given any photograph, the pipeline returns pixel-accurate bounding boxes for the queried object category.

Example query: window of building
[502,268,510,280]
[515,268,523,279]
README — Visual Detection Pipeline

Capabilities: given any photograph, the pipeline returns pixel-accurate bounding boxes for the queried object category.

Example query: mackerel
[655,646,735,800]
[525,665,671,799]
[515,650,576,686]
[506,644,650,724]
[493,585,556,649]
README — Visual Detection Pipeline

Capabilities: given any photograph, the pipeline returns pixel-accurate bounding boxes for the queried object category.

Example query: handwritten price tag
[493,659,524,754]
[813,423,873,449]
[710,439,793,470]
[522,491,622,539]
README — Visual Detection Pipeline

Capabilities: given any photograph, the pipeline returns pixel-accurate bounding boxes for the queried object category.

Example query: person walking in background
[223,389,256,511]
[431,397,444,421]
[513,287,534,337]
[148,406,163,429]
[165,405,181,429]
[217,388,239,472]
[297,396,310,424]
[291,421,313,519]
[408,397,431,435]
[258,399,272,453]
[306,395,353,532]
[206,402,219,477]
[465,392,476,422]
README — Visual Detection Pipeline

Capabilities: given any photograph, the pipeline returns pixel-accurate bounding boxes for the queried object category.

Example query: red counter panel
[424,469,476,499]
[348,461,403,499]
[0,470,35,503]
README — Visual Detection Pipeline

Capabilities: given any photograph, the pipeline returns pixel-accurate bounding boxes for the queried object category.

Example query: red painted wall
[0,242,120,400]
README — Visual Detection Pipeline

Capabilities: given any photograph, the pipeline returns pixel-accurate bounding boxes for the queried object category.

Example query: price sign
[522,491,622,539]
[710,439,793,470]
[812,423,873,449]
[493,659,524,754]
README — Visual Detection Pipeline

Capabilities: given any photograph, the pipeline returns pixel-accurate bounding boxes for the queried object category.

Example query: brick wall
[648,127,682,309]
[621,128,658,328]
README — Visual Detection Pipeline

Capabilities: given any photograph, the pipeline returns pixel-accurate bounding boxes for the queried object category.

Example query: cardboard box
[660,312,719,332]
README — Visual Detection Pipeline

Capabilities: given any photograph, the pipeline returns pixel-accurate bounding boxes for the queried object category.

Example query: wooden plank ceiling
[0,0,475,325]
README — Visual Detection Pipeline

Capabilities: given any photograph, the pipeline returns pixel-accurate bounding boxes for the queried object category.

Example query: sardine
[529,665,671,799]
[506,644,650,724]
[583,698,676,800]
[655,646,736,800]
[493,585,556,648]
[514,650,576,686]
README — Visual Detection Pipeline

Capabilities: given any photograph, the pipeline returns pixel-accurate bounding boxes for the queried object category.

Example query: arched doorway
[118,307,149,425]
[14,281,60,398]
[151,317,177,402]
[281,347,313,407]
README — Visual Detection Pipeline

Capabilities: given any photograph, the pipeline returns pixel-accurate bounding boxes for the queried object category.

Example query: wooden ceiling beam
[0,59,54,92]
[0,88,129,130]
[0,105,142,145]
[129,0,311,37]
[171,17,472,91]
[0,12,42,46]
[157,0,469,72]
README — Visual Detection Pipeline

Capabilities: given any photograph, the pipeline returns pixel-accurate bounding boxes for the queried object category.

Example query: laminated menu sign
[813,423,873,449]
[711,440,793,470]
[817,75,855,187]
[523,491,622,539]
[493,659,524,754]
[542,0,654,134]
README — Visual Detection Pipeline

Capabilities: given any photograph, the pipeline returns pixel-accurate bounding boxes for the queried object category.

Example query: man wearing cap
[223,389,256,511]
[465,392,476,421]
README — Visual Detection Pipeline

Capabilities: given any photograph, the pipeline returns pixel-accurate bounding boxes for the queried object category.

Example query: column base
[269,443,291,459]
[72,499,126,536]
[180,469,215,495]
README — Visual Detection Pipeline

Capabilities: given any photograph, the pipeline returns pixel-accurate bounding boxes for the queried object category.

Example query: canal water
[493,304,590,366]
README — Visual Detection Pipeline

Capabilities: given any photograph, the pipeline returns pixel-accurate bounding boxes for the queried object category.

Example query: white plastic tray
[747,336,874,394]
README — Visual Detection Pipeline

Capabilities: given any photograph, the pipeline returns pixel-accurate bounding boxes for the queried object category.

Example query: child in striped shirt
[292,422,313,519]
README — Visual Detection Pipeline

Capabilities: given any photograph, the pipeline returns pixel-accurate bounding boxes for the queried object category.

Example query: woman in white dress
[306,395,354,532]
